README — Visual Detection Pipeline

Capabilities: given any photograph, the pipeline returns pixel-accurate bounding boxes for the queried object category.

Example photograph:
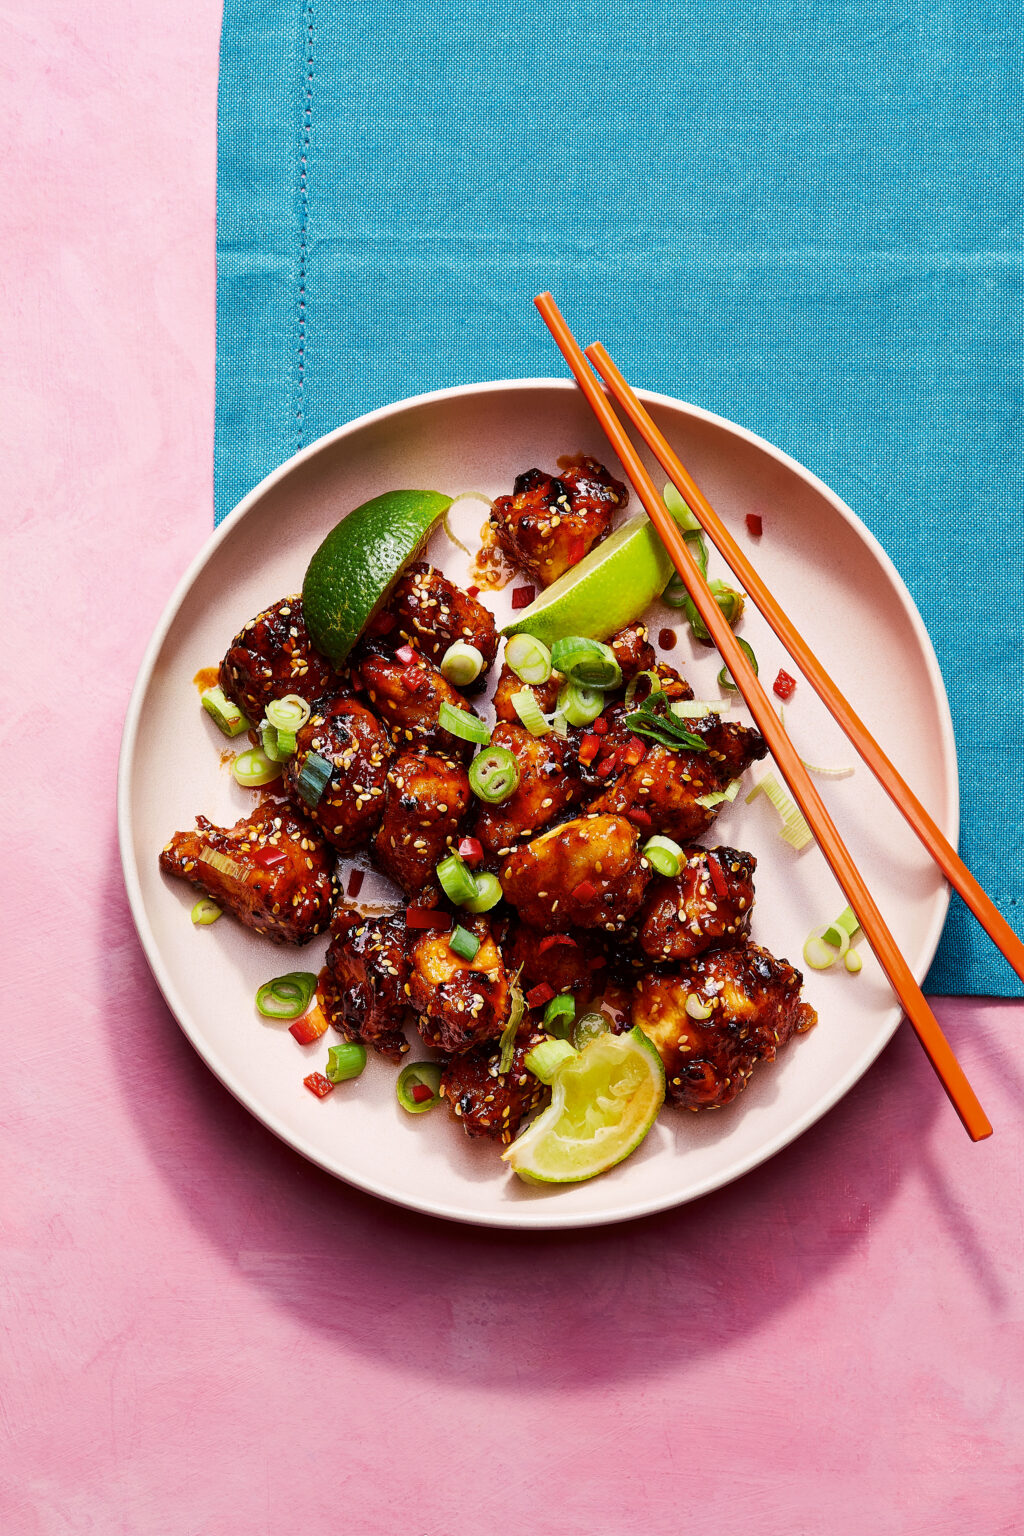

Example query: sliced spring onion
[844,949,863,974]
[573,1010,611,1049]
[266,694,311,733]
[255,971,318,1020]
[718,637,759,691]
[438,700,491,744]
[326,1042,367,1083]
[685,993,714,1021]
[523,1036,577,1084]
[498,969,526,1074]
[695,777,743,810]
[542,993,576,1038]
[671,699,730,718]
[449,925,481,962]
[624,668,661,707]
[550,709,569,738]
[260,722,292,763]
[440,641,484,687]
[462,871,503,914]
[800,757,856,780]
[201,685,249,738]
[396,1061,443,1113]
[198,847,248,882]
[558,680,605,728]
[622,691,707,751]
[190,897,222,925]
[511,689,551,736]
[663,481,701,532]
[296,750,333,807]
[505,633,552,686]
[823,905,861,950]
[746,772,813,850]
[233,747,283,788]
[468,745,520,803]
[550,637,622,690]
[643,835,683,878]
[436,851,480,906]
[803,929,844,970]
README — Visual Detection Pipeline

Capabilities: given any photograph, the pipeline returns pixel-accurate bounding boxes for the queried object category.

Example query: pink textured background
[3,5,1024,1532]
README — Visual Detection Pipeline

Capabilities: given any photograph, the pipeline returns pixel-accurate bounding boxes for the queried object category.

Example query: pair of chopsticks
[535,291,1002,1142]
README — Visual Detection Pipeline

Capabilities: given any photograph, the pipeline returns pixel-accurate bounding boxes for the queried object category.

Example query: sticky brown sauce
[470,519,516,592]
[193,666,220,692]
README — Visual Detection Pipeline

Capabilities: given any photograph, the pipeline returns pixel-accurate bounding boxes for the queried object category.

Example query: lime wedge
[503,1027,666,1184]
[302,489,453,664]
[501,513,673,645]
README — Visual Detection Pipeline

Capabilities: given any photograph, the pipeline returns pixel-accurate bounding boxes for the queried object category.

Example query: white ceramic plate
[118,379,957,1229]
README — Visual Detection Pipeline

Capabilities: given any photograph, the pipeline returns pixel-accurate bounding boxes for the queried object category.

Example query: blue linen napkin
[215,0,1024,994]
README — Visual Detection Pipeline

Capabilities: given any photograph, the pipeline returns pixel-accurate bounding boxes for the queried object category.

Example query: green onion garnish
[746,772,813,850]
[671,699,730,718]
[198,847,248,881]
[573,1010,611,1049]
[558,680,605,728]
[498,969,526,1074]
[823,905,860,950]
[462,871,503,914]
[718,637,759,691]
[201,685,250,738]
[505,633,552,686]
[468,745,520,803]
[624,668,661,707]
[541,993,576,1038]
[523,1036,577,1083]
[663,481,702,533]
[804,905,861,971]
[438,700,491,745]
[266,694,311,734]
[326,1042,367,1083]
[436,851,480,906]
[685,993,714,1020]
[550,637,622,691]
[510,689,551,736]
[642,835,684,878]
[844,950,863,974]
[695,777,743,810]
[255,972,318,1020]
[296,751,333,807]
[190,897,222,925]
[621,690,707,752]
[260,722,292,763]
[233,747,283,788]
[449,925,481,962]
[440,641,484,688]
[396,1061,443,1113]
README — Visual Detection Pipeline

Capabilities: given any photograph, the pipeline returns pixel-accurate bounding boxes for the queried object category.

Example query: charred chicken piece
[637,846,756,963]
[632,942,817,1110]
[501,813,652,933]
[409,917,511,1053]
[492,661,562,725]
[502,922,599,1008]
[383,561,499,672]
[160,798,335,944]
[355,644,480,759]
[318,908,410,1060]
[283,697,392,854]
[474,723,581,857]
[372,750,471,897]
[439,1028,549,1142]
[219,595,341,724]
[489,456,628,587]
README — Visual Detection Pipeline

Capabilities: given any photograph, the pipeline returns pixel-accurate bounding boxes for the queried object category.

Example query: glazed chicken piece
[283,697,392,854]
[474,723,581,857]
[502,922,600,1008]
[501,813,652,933]
[382,561,499,672]
[632,942,817,1110]
[489,456,628,587]
[218,595,341,724]
[637,846,756,962]
[492,661,561,724]
[409,916,512,1053]
[318,908,411,1060]
[372,750,471,897]
[609,622,657,682]
[355,643,480,758]
[160,798,335,944]
[439,1028,549,1142]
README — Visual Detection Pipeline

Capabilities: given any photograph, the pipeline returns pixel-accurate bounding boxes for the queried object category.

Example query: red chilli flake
[466,585,480,598]
[410,1082,435,1105]
[290,1003,330,1045]
[252,844,288,871]
[511,585,536,610]
[526,982,555,1008]
[621,737,647,768]
[346,868,365,898]
[746,513,763,537]
[571,880,597,903]
[457,837,484,867]
[595,750,620,777]
[773,669,797,701]
[401,665,426,695]
[395,643,417,665]
[578,733,601,766]
[538,933,577,955]
[707,854,730,901]
[406,907,451,930]
[628,808,652,830]
[592,715,609,736]
[303,1072,334,1099]
[658,628,677,651]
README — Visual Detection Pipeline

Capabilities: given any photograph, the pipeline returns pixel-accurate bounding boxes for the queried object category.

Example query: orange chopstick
[587,338,1024,990]
[535,291,992,1142]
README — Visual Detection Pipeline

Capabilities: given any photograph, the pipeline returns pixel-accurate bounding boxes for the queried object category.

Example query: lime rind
[503,1027,666,1185]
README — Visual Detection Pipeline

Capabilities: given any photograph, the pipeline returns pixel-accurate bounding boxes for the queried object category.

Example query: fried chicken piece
[355,644,480,759]
[439,1028,549,1142]
[489,456,628,587]
[218,595,341,724]
[409,916,511,1053]
[474,723,581,857]
[283,698,392,854]
[610,622,657,682]
[500,813,652,933]
[372,750,471,896]
[160,798,335,944]
[632,942,817,1110]
[384,561,499,672]
[317,908,410,1060]
[637,846,756,962]
[502,922,600,1008]
[492,661,562,724]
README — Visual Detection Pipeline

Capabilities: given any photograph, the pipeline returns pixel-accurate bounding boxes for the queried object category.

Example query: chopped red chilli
[526,982,555,1008]
[457,837,484,867]
[746,513,763,537]
[511,585,536,610]
[290,1004,330,1045]
[538,933,577,954]
[628,808,652,829]
[395,643,417,665]
[346,868,365,898]
[303,1072,334,1099]
[578,734,601,766]
[466,585,479,598]
[572,880,597,903]
[773,669,797,701]
[253,844,288,870]
[707,853,730,901]
[401,666,426,694]
[410,1082,435,1105]
[592,716,609,736]
[405,907,451,930]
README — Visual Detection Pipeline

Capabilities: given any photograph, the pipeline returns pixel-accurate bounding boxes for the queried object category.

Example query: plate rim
[117,376,959,1229]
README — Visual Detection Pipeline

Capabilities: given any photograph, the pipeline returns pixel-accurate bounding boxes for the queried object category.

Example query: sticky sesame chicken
[502,923,600,1008]
[384,561,499,672]
[409,917,511,1053]
[160,798,335,944]
[501,813,652,933]
[355,643,481,758]
[609,622,657,682]
[283,697,392,854]
[492,661,562,724]
[219,595,341,725]
[632,942,817,1110]
[318,909,411,1060]
[439,1028,550,1142]
[489,456,628,587]
[474,723,582,857]
[637,846,756,962]
[372,750,471,897]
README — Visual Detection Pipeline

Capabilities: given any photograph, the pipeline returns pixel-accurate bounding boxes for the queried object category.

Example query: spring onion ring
[510,689,551,736]
[255,971,318,1020]
[296,751,333,808]
[190,897,222,925]
[462,871,503,914]
[505,634,552,686]
[523,1037,577,1083]
[468,745,520,803]
[550,637,622,690]
[542,993,576,1038]
[449,925,481,962]
[396,1061,443,1113]
[326,1042,367,1083]
[438,700,491,745]
[201,685,249,738]
[436,851,480,905]
[745,772,813,850]
[717,637,759,691]
[233,747,283,788]
[440,642,484,687]
[266,694,311,733]
[557,680,605,728]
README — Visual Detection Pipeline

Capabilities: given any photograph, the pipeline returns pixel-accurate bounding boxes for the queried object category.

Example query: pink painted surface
[3,4,1023,1531]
